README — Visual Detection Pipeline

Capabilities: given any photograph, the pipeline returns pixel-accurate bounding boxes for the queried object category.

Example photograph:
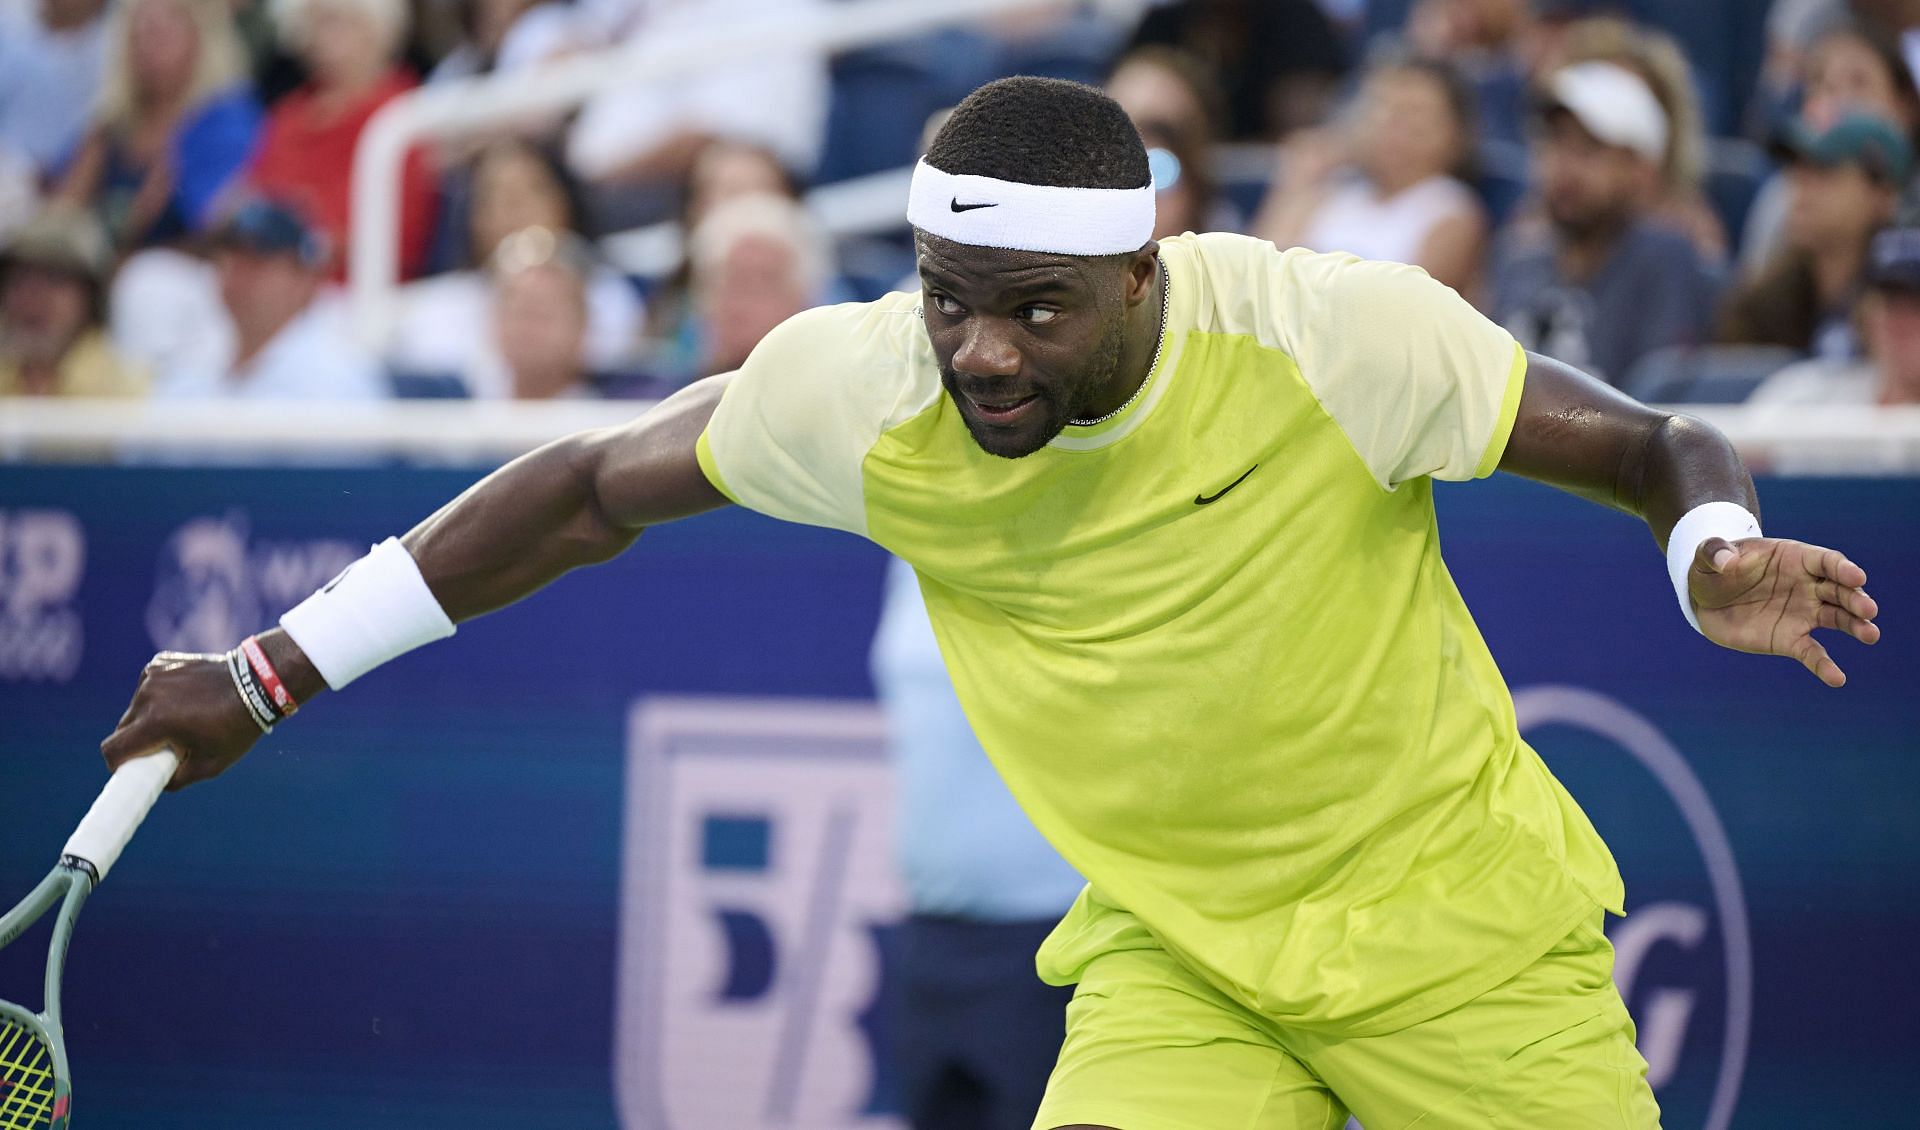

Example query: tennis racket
[0,749,178,1129]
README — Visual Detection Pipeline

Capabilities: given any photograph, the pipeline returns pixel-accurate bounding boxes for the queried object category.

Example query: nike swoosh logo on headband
[950,199,997,212]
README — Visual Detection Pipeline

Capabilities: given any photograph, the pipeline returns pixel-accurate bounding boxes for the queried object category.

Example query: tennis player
[103,78,1879,1129]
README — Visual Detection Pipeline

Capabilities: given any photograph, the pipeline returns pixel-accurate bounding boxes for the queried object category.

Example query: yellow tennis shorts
[1031,906,1661,1130]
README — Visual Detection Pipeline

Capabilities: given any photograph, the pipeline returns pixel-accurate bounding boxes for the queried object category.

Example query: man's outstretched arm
[101,376,734,788]
[1496,352,1880,687]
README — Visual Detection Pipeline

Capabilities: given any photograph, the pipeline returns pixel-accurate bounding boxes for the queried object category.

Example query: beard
[1546,194,1634,244]
[940,314,1128,460]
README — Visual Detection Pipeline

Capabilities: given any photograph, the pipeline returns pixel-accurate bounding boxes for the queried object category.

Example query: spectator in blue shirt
[871,557,1085,1130]
[53,0,261,251]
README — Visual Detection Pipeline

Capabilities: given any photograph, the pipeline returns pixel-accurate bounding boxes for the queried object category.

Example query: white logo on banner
[615,697,907,1130]
[0,509,85,682]
[1515,686,1750,1130]
[145,514,359,652]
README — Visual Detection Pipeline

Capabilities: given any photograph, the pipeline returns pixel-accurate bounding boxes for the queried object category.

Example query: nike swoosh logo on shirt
[1195,464,1259,506]
[950,199,997,212]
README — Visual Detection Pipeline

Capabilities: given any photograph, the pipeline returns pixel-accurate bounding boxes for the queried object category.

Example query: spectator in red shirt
[247,0,436,280]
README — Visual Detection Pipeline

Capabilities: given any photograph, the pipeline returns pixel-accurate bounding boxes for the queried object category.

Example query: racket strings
[0,1019,56,1128]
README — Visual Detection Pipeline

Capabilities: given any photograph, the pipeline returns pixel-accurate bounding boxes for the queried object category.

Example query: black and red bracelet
[240,635,299,718]
[227,635,299,733]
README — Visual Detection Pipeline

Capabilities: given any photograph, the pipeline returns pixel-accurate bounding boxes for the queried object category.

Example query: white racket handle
[62,748,180,883]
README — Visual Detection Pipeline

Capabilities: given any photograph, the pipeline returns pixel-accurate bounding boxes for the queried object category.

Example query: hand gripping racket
[0,749,178,1129]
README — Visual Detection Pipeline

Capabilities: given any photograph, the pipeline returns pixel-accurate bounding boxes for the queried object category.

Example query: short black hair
[925,76,1150,190]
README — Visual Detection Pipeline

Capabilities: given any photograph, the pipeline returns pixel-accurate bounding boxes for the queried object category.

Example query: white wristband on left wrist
[280,537,455,688]
[1666,501,1762,634]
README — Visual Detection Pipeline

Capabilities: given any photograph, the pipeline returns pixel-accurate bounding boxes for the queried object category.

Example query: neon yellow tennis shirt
[696,232,1624,1036]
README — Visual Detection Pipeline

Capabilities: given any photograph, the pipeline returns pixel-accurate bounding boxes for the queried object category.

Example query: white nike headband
[906,158,1156,255]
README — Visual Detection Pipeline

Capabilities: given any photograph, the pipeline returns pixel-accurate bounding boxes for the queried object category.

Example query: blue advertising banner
[0,465,1914,1128]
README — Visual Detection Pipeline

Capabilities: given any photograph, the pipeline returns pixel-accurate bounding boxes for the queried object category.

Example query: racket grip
[61,748,180,883]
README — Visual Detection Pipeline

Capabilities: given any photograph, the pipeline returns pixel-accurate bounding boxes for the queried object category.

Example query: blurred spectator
[1254,56,1487,296]
[637,190,829,384]
[1395,0,1530,144]
[1554,16,1727,262]
[1104,45,1237,235]
[1106,44,1227,154]
[1741,18,1920,278]
[637,139,802,383]
[1751,224,1920,406]
[427,0,573,82]
[679,137,798,234]
[52,0,261,251]
[1144,129,1220,241]
[0,0,111,179]
[154,198,385,399]
[248,0,438,280]
[870,557,1082,1130]
[390,139,640,397]
[684,191,830,377]
[486,225,601,399]
[108,239,230,383]
[1127,0,1351,141]
[462,137,591,264]
[1489,61,1720,384]
[1749,0,1851,139]
[1718,113,1909,360]
[565,0,829,191]
[1799,19,1920,129]
[0,209,147,397]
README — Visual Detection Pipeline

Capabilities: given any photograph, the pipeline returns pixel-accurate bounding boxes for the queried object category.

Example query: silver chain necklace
[1070,258,1169,427]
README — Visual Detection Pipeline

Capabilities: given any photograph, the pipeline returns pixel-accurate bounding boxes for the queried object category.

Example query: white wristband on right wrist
[280,537,455,688]
[1666,501,1762,634]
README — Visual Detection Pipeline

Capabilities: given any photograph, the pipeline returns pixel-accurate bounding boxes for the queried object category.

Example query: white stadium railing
[7,401,1920,474]
[349,0,1149,345]
[0,400,645,463]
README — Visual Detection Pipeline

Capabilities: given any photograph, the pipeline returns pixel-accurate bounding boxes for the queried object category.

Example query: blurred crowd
[4,0,1920,411]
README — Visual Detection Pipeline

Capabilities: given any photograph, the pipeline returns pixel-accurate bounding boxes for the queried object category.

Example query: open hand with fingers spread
[1687,537,1881,687]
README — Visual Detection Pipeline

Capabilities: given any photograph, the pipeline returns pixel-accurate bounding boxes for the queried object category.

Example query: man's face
[0,264,91,364]
[916,234,1139,460]
[1534,113,1648,238]
[214,247,316,334]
